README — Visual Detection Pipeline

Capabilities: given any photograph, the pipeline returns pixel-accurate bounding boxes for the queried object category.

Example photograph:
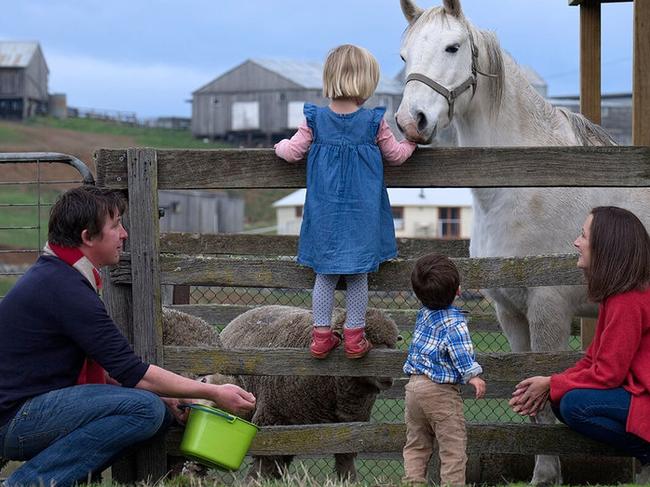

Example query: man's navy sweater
[0,255,149,427]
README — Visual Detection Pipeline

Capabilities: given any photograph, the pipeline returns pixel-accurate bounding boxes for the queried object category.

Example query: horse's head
[396,0,498,144]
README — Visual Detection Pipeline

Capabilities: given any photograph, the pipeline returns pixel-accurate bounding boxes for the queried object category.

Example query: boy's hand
[468,376,486,399]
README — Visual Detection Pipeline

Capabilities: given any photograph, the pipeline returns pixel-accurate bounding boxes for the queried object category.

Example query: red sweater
[550,287,650,442]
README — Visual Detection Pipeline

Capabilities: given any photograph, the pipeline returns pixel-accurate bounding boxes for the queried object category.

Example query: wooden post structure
[126,148,167,481]
[634,0,650,147]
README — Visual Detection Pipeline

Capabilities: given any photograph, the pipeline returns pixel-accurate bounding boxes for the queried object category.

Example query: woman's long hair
[587,206,650,302]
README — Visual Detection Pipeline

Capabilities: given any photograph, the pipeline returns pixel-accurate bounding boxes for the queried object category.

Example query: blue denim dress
[298,103,397,274]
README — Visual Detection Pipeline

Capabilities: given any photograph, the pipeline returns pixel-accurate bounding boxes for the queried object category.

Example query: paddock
[93,142,649,484]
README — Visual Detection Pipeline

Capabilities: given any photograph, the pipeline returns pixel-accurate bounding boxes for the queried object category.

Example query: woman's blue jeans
[0,384,173,487]
[553,387,650,465]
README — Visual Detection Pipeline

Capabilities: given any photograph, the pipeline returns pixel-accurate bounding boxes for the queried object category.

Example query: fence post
[126,147,167,481]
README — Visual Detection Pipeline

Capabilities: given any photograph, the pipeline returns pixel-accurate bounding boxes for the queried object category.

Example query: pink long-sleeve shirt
[274,119,417,165]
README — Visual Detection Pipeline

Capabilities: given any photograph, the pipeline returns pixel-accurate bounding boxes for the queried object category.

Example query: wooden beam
[111,253,584,289]
[166,422,625,457]
[126,148,168,479]
[580,0,601,124]
[95,146,650,190]
[634,0,650,145]
[162,347,583,380]
[570,0,631,5]
[160,233,470,259]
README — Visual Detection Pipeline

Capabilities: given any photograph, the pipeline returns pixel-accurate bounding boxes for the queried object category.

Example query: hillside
[0,117,293,228]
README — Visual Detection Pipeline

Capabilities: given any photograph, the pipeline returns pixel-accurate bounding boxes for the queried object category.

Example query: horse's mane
[557,108,618,146]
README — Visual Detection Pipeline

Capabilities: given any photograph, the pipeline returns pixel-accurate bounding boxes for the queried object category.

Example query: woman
[509,206,650,475]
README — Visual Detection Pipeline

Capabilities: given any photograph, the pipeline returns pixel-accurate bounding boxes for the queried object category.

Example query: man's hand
[161,397,191,424]
[468,376,486,399]
[214,384,256,416]
[509,376,551,416]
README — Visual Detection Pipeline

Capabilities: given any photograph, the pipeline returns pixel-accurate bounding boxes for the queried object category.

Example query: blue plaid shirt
[403,306,483,384]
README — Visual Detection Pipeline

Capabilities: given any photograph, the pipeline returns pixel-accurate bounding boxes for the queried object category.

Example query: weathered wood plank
[112,254,584,289]
[95,146,650,190]
[165,422,624,456]
[634,0,650,146]
[160,233,470,259]
[163,347,582,379]
[579,0,601,124]
[126,148,167,480]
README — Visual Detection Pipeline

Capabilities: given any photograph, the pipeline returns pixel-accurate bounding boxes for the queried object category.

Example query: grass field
[26,117,230,150]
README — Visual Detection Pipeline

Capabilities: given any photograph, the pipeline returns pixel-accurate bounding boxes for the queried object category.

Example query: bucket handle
[180,403,237,423]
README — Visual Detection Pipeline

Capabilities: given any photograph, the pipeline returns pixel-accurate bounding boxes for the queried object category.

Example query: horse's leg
[493,299,531,353]
[527,288,574,486]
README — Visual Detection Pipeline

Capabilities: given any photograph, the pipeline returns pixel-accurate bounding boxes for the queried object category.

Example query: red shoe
[310,327,341,359]
[343,327,372,359]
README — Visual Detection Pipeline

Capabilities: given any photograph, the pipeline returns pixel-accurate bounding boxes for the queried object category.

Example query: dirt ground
[0,120,136,185]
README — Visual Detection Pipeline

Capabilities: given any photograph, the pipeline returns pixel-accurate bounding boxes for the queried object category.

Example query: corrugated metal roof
[251,58,404,95]
[0,41,39,68]
[274,188,473,207]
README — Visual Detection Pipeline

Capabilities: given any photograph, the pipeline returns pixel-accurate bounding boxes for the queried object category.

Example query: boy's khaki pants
[403,375,467,486]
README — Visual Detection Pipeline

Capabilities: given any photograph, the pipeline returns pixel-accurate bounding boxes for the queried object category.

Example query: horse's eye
[400,54,406,62]
[445,44,460,53]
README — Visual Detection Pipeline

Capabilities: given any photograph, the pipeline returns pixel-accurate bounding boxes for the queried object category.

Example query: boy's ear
[81,229,94,247]
[456,286,461,297]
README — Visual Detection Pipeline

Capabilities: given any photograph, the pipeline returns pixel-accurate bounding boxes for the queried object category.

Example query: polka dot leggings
[312,273,368,329]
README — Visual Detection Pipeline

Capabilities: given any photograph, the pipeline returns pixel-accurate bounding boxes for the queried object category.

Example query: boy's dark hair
[587,206,650,302]
[411,253,460,310]
[48,185,127,247]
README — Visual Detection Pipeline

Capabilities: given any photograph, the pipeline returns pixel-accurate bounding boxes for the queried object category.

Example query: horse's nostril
[416,112,427,132]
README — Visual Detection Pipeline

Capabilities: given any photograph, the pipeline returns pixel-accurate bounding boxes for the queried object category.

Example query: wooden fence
[96,146,650,483]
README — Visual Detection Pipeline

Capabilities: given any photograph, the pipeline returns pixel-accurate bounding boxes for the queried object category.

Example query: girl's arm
[376,119,417,166]
[274,122,313,162]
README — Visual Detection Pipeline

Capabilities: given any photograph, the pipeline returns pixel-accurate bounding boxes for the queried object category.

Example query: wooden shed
[0,41,49,120]
[191,58,404,146]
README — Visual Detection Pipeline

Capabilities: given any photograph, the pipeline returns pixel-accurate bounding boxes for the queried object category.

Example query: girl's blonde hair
[322,44,380,100]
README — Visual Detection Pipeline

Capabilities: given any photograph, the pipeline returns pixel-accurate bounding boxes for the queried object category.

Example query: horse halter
[405,29,496,121]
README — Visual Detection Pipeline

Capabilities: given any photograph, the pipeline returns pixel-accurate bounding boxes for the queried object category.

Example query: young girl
[275,44,417,359]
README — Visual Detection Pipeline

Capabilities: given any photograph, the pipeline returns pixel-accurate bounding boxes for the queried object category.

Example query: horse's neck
[454,57,576,148]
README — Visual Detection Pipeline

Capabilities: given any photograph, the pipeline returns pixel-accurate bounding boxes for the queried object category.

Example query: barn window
[392,207,404,231]
[288,101,307,129]
[438,207,461,239]
[295,206,303,218]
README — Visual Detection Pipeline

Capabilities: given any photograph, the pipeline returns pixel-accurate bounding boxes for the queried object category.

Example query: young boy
[402,253,486,486]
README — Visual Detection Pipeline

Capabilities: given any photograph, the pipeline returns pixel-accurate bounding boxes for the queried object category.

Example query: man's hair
[411,253,460,310]
[48,185,127,247]
[322,44,380,100]
[587,206,650,302]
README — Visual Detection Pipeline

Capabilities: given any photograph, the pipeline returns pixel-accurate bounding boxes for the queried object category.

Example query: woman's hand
[509,376,551,416]
[214,384,256,416]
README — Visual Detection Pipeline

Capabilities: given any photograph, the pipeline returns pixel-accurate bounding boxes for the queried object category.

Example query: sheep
[216,304,400,482]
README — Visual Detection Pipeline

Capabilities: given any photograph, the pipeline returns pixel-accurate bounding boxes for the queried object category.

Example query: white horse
[396,0,648,484]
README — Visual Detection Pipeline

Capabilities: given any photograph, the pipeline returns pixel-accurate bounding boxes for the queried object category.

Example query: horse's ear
[400,0,423,24]
[443,0,463,17]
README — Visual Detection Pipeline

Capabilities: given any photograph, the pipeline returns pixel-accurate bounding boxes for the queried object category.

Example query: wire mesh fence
[186,284,583,485]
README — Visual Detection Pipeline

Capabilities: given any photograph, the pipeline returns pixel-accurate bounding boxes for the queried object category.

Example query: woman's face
[574,214,593,269]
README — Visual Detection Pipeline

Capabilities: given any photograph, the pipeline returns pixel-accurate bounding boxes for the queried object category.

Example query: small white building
[274,188,473,239]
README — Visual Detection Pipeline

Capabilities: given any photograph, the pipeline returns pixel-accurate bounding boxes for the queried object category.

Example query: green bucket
[180,404,260,470]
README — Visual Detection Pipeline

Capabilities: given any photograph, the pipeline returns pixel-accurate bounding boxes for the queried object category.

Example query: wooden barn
[191,58,404,146]
[0,41,49,120]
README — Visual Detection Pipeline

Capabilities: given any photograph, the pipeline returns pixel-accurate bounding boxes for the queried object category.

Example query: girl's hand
[468,376,486,399]
[509,376,551,416]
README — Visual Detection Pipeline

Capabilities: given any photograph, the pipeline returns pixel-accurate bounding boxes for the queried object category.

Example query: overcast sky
[1,0,633,118]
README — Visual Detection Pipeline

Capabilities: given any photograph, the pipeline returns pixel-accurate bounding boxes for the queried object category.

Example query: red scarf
[45,242,107,385]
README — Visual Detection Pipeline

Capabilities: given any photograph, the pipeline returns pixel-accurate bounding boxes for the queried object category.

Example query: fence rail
[96,146,650,189]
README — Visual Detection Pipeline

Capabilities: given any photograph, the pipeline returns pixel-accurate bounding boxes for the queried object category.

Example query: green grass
[0,123,28,144]
[0,188,60,249]
[26,117,230,149]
